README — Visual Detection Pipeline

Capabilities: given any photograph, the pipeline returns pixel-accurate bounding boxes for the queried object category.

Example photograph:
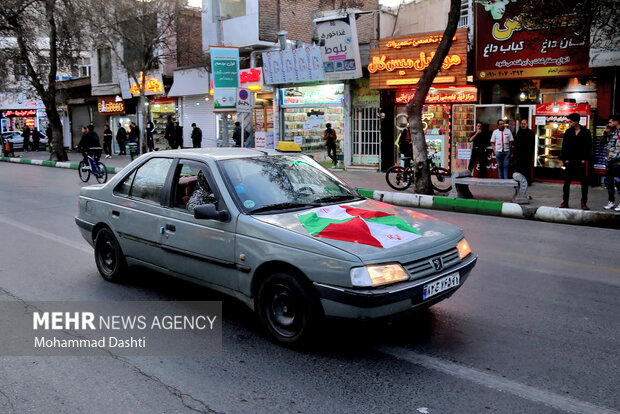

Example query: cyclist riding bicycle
[76,125,102,161]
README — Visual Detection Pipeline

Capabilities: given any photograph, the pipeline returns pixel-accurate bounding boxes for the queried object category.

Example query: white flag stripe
[313,205,352,220]
[365,220,421,248]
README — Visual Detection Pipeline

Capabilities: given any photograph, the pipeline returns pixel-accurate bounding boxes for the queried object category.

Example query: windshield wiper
[248,202,319,214]
[310,194,364,204]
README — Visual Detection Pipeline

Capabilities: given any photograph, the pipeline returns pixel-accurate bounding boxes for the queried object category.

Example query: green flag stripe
[365,215,422,235]
[298,212,354,235]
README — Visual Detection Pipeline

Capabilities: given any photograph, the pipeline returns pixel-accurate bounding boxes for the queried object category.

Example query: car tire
[94,227,127,282]
[256,272,322,345]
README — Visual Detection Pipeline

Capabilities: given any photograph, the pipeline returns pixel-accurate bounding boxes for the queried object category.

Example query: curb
[363,188,620,229]
[1,156,120,174]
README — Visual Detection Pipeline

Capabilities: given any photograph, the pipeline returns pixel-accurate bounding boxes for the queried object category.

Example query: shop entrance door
[351,107,381,167]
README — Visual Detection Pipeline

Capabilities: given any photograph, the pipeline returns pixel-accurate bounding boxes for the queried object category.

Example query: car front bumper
[314,254,477,320]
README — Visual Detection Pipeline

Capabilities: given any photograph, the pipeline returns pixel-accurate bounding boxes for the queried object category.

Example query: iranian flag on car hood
[298,205,422,248]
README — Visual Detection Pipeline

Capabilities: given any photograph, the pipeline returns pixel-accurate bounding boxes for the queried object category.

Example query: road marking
[0,215,92,253]
[476,247,620,274]
[377,345,618,414]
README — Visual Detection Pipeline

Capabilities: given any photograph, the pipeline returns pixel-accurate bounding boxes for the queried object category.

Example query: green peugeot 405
[76,148,476,344]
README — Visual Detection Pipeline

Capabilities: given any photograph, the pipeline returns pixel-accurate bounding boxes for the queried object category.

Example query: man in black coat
[174,121,183,149]
[116,123,127,155]
[513,119,535,184]
[22,126,31,151]
[191,123,202,148]
[560,113,592,210]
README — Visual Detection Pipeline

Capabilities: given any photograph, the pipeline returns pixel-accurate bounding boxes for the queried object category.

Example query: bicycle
[78,147,108,184]
[385,157,452,192]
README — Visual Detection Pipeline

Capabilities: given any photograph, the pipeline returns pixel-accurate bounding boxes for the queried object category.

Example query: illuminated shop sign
[97,96,125,115]
[2,109,37,117]
[395,90,477,104]
[385,35,455,50]
[130,72,164,96]
[239,68,263,91]
[369,29,468,89]
[281,84,345,106]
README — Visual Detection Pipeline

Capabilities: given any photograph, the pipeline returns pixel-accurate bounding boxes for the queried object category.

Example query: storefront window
[150,98,177,150]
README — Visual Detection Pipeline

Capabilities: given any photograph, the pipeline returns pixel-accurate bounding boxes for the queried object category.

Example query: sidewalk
[2,150,619,228]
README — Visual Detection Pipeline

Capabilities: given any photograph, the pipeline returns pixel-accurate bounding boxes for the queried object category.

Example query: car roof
[154,147,299,161]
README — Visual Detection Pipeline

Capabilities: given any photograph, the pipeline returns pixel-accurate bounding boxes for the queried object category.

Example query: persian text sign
[262,47,325,85]
[395,90,477,104]
[97,96,125,115]
[475,1,592,81]
[315,15,362,81]
[130,72,164,96]
[369,29,467,89]
[211,47,240,88]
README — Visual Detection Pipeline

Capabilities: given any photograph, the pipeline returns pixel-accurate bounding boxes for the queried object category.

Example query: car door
[159,159,238,290]
[111,157,173,270]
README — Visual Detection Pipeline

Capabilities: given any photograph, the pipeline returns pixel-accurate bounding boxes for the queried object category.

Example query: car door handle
[112,210,120,218]
[165,224,176,232]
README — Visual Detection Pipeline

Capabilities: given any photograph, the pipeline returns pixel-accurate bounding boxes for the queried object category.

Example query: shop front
[280,83,346,162]
[150,97,177,149]
[368,29,469,171]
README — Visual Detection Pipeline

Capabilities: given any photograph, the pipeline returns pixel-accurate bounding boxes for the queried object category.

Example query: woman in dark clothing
[103,124,113,158]
[174,121,183,149]
[146,121,154,152]
[116,123,127,155]
[468,122,490,177]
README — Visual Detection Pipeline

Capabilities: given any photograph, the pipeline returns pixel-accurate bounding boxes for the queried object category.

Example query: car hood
[251,199,464,263]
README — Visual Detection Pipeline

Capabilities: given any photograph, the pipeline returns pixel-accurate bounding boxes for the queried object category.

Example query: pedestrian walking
[165,116,175,149]
[324,123,338,167]
[146,121,155,152]
[103,124,113,158]
[32,127,42,151]
[191,123,202,148]
[232,121,241,147]
[174,121,183,149]
[22,126,31,151]
[513,119,535,184]
[397,126,413,168]
[602,114,620,211]
[468,122,490,177]
[128,122,140,160]
[116,122,127,155]
[560,112,592,210]
[490,119,514,179]
[45,125,52,152]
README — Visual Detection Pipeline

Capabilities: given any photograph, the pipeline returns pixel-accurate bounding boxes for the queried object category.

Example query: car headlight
[457,238,472,259]
[350,264,409,287]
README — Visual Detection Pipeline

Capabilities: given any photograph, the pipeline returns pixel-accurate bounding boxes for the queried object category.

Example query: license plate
[423,273,460,300]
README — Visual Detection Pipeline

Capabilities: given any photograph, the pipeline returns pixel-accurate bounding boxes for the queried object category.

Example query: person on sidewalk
[22,126,31,151]
[232,122,241,147]
[468,122,490,177]
[174,121,183,149]
[398,126,413,169]
[191,123,202,148]
[165,116,175,149]
[32,127,42,151]
[560,112,592,210]
[513,119,535,184]
[324,123,338,167]
[146,121,155,152]
[602,114,620,211]
[116,123,127,155]
[490,119,514,179]
[128,122,140,160]
[103,124,113,158]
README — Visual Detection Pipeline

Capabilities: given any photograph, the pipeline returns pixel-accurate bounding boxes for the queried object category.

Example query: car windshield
[219,155,362,214]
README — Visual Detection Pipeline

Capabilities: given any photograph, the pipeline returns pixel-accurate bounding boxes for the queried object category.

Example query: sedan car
[1,131,48,151]
[75,149,477,344]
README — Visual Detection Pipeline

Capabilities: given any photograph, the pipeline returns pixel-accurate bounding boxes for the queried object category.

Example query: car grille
[404,248,460,281]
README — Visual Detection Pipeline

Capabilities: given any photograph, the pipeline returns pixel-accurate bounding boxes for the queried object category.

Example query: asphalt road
[0,163,618,414]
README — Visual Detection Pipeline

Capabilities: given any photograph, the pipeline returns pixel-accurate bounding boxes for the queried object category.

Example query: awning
[167,67,210,97]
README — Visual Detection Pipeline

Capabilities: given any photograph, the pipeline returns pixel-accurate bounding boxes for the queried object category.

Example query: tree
[405,0,461,194]
[83,0,185,154]
[0,0,83,161]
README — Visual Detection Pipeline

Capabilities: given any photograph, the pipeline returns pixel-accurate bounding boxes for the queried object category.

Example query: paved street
[0,163,619,414]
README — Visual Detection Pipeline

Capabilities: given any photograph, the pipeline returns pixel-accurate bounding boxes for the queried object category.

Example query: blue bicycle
[78,147,108,183]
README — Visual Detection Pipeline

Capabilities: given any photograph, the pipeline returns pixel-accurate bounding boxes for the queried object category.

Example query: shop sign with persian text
[475,0,592,81]
[369,29,467,89]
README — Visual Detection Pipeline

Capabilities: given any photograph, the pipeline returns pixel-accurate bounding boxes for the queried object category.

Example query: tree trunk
[405,0,461,195]
[46,101,68,161]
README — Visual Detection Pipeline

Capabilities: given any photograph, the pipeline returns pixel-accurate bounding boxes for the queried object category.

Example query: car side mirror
[194,204,229,221]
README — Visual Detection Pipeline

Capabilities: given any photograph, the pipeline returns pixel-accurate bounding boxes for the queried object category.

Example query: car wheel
[94,228,127,282]
[256,272,321,345]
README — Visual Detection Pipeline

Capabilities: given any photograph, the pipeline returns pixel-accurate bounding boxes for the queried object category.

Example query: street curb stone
[1,156,120,173]
[364,188,619,229]
[3,156,618,229]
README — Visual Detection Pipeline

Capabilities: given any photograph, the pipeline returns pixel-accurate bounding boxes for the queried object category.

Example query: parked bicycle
[385,157,451,192]
[78,147,108,184]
